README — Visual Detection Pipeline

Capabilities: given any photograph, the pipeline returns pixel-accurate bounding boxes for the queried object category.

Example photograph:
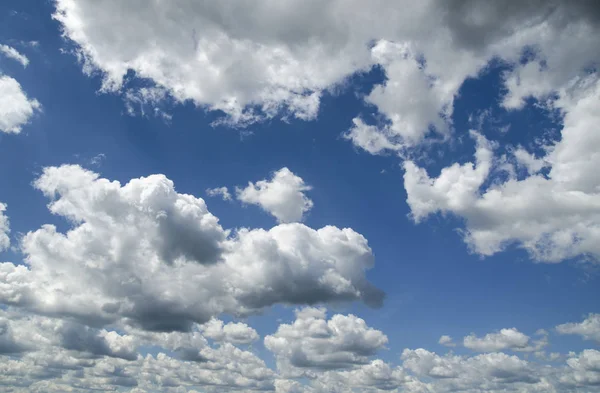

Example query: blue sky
[0,1,599,392]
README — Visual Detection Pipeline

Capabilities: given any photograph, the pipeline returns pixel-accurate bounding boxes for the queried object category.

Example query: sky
[0,1,599,392]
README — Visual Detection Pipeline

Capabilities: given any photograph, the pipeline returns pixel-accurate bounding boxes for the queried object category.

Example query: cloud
[0,165,383,331]
[438,335,456,347]
[463,328,532,352]
[401,349,543,390]
[0,308,276,392]
[2,305,600,391]
[404,76,600,263]
[264,307,388,376]
[0,202,10,251]
[561,349,600,388]
[0,75,41,134]
[309,360,417,393]
[0,44,29,67]
[404,131,494,223]
[345,40,455,153]
[52,0,599,128]
[236,167,314,223]
[200,318,259,345]
[557,313,600,343]
[205,186,232,201]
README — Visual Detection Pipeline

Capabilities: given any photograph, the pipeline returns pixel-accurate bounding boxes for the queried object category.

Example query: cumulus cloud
[400,348,559,392]
[52,0,599,129]
[0,75,41,134]
[463,328,532,352]
[309,360,418,393]
[265,307,388,376]
[0,308,276,392]
[200,318,259,345]
[561,349,600,388]
[0,44,29,67]
[557,313,600,343]
[404,75,600,262]
[236,167,313,223]
[205,186,232,201]
[1,304,600,391]
[0,165,382,332]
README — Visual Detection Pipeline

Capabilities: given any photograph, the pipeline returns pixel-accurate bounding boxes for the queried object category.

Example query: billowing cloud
[0,165,383,332]
[0,44,29,67]
[236,167,313,223]
[0,75,41,134]
[264,307,388,376]
[557,313,600,343]
[52,0,599,129]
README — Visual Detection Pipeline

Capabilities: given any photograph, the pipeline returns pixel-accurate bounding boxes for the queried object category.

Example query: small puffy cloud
[463,328,531,352]
[200,318,259,345]
[236,167,313,223]
[0,44,29,67]
[557,313,600,343]
[0,202,10,251]
[0,75,41,134]
[513,147,547,175]
[264,307,388,376]
[206,186,232,201]
[438,335,455,347]
[0,165,383,332]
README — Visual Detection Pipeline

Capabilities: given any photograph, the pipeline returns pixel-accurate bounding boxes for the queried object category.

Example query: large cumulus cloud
[0,165,383,331]
[53,0,599,133]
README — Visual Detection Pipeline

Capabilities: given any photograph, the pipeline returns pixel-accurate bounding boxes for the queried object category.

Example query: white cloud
[404,131,494,223]
[52,0,599,129]
[463,328,531,352]
[557,313,600,343]
[0,44,29,67]
[0,165,382,331]
[264,307,388,376]
[236,167,313,223]
[0,307,276,392]
[561,349,600,388]
[345,40,456,153]
[309,359,418,393]
[2,304,600,391]
[404,75,600,262]
[0,75,41,134]
[200,318,259,345]
[0,202,10,251]
[513,147,547,175]
[205,186,232,201]
[401,349,550,391]
[438,335,455,347]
